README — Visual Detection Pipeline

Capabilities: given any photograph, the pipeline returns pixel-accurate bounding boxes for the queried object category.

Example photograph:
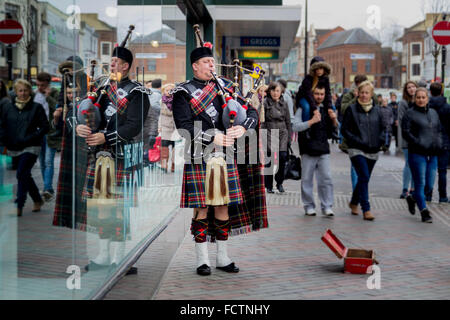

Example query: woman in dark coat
[0,79,49,216]
[341,81,388,221]
[402,87,442,223]
[263,82,292,194]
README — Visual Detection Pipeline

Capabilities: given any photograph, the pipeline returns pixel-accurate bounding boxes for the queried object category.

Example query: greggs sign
[240,37,280,47]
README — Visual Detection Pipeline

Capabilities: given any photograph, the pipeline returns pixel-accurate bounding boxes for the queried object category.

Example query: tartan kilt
[229,163,268,233]
[186,163,268,242]
[52,123,88,230]
[181,162,243,208]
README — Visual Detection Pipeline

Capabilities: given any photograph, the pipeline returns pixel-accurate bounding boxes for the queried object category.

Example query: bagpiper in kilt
[172,44,268,276]
[74,44,151,272]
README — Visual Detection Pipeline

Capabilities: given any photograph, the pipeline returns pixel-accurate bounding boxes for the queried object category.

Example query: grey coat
[263,96,292,153]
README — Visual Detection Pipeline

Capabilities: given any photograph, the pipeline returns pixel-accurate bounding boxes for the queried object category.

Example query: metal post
[304,0,308,78]
[342,67,346,89]
[442,14,447,85]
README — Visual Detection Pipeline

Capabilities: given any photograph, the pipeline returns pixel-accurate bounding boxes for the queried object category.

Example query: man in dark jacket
[34,72,61,201]
[293,84,339,217]
[428,82,450,203]
[388,92,399,148]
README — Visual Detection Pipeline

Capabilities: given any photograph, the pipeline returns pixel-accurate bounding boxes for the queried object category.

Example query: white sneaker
[305,208,316,216]
[322,208,334,217]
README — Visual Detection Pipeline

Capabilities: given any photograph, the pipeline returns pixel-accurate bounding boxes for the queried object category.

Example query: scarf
[358,98,374,113]
[162,94,173,111]
[15,96,31,110]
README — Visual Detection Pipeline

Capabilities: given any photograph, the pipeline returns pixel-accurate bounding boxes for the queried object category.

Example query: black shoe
[196,264,211,276]
[266,188,274,194]
[406,195,416,215]
[400,189,408,199]
[85,261,110,272]
[276,184,285,193]
[108,263,138,275]
[420,209,433,223]
[216,262,239,273]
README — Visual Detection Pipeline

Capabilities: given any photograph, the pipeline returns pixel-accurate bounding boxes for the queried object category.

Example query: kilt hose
[52,124,88,230]
[183,162,268,242]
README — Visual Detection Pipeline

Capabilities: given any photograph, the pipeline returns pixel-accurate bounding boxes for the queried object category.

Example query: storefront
[0,0,300,300]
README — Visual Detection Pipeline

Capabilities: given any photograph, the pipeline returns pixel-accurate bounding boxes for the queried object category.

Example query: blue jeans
[351,164,358,191]
[350,155,377,213]
[39,136,57,193]
[408,153,438,211]
[299,98,311,122]
[402,149,414,191]
[16,152,42,209]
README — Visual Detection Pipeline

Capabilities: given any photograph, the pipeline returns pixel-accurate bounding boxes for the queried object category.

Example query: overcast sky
[45,0,434,38]
[284,0,427,32]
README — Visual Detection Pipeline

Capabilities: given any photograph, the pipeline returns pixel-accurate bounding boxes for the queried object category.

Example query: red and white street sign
[0,19,24,45]
[432,21,450,46]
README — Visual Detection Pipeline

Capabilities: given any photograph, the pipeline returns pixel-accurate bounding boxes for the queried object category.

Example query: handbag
[284,146,302,181]
[148,136,161,163]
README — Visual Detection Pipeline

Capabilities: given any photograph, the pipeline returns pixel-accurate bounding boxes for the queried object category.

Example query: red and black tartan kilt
[228,163,268,234]
[181,162,243,208]
[82,153,129,201]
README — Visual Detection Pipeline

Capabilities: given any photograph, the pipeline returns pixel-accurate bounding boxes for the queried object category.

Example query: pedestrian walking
[264,82,292,194]
[250,84,267,124]
[341,81,388,221]
[398,81,418,199]
[339,75,368,191]
[292,84,339,217]
[143,79,161,153]
[278,79,294,123]
[0,79,49,216]
[427,82,449,203]
[388,92,399,149]
[158,83,179,173]
[402,88,442,223]
[380,97,394,150]
[34,72,61,202]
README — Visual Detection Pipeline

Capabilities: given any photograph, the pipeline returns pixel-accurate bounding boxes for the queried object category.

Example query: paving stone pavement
[108,144,450,300]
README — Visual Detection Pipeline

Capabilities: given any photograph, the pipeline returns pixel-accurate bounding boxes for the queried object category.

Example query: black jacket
[0,96,49,151]
[429,96,450,150]
[295,56,332,113]
[299,104,337,156]
[172,77,259,160]
[341,101,387,154]
[67,76,151,158]
[402,104,442,156]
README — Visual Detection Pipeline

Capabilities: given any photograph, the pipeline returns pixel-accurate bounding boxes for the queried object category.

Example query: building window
[147,60,157,72]
[412,63,421,76]
[352,60,358,73]
[412,43,421,56]
[5,3,20,20]
[101,42,111,56]
[365,60,372,73]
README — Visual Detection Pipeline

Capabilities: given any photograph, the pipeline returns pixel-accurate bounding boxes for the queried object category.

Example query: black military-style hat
[190,47,213,65]
[112,46,134,67]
